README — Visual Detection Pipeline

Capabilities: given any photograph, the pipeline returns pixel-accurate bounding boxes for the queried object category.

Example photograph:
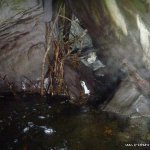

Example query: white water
[81,81,90,95]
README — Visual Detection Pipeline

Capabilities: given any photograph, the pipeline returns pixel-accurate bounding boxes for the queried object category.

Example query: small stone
[28,122,34,127]
[48,106,51,109]
[38,116,46,119]
[44,128,54,135]
[23,127,29,133]
[14,139,18,143]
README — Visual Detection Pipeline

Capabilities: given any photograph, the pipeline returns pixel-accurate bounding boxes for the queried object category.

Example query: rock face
[103,79,150,117]
[0,0,46,92]
[66,0,150,115]
[67,0,150,71]
[1,0,150,118]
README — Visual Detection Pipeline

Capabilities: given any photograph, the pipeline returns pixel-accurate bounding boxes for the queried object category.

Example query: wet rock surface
[66,0,150,113]
[103,78,150,117]
[0,0,45,92]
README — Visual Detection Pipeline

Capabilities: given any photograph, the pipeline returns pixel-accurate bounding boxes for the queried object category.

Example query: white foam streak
[81,81,90,95]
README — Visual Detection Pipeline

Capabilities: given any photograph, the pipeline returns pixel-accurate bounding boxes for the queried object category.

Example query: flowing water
[0,94,149,150]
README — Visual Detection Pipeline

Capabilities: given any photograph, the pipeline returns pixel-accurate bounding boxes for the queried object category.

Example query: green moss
[0,0,8,8]
[11,0,27,10]
[0,0,26,10]
[130,0,146,13]
[116,0,146,14]
[116,0,148,30]
[0,0,24,6]
[13,0,24,4]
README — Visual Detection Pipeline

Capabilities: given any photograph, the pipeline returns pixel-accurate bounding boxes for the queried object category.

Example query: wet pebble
[14,139,18,143]
[48,106,52,109]
[38,116,46,119]
[23,127,29,133]
[28,122,34,127]
[39,126,55,135]
[44,128,54,135]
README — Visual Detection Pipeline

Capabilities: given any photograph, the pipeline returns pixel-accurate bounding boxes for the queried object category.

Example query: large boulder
[0,0,46,92]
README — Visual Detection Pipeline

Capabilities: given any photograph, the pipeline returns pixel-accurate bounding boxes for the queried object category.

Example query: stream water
[0,94,149,150]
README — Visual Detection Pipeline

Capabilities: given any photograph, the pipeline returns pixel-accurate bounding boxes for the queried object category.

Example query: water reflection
[0,95,149,150]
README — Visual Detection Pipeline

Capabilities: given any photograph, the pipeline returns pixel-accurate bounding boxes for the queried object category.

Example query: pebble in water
[38,116,46,119]
[48,106,51,109]
[39,126,55,135]
[23,127,29,133]
[28,122,34,127]
[14,139,18,143]
[44,128,54,135]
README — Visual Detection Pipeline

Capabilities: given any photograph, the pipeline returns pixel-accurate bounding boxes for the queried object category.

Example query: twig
[40,13,60,95]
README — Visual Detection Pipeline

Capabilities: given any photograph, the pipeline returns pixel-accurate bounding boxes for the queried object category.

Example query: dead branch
[40,12,59,95]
